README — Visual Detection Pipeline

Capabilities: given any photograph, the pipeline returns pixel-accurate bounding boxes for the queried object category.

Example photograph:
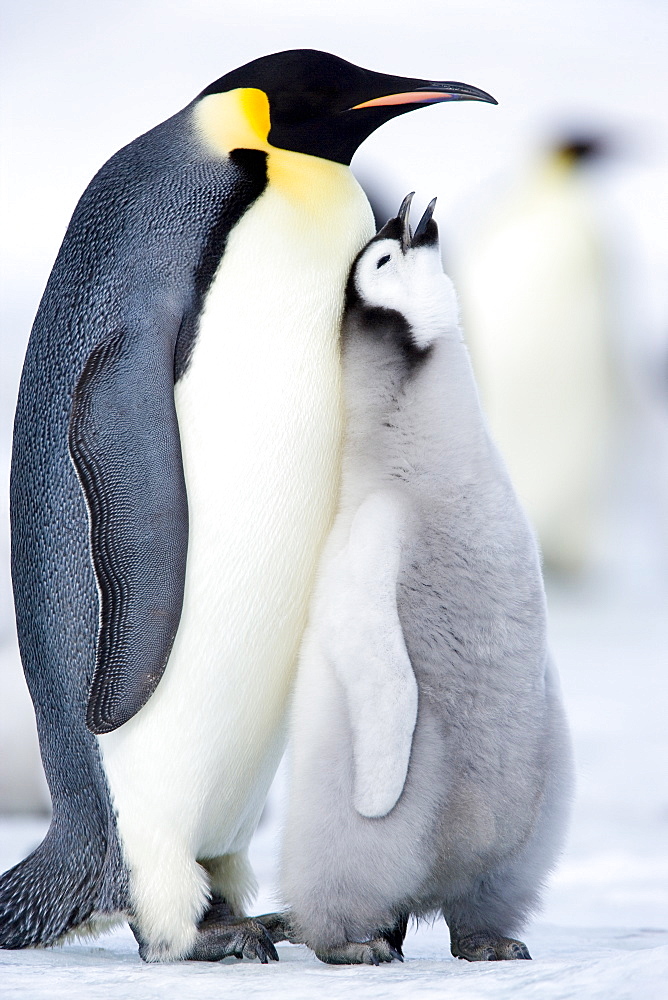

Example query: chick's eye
[376,254,391,269]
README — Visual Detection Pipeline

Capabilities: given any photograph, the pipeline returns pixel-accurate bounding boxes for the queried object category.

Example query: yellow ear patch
[194,84,361,214]
[195,88,271,155]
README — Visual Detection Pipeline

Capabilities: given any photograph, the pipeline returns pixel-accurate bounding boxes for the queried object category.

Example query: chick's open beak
[396,193,438,252]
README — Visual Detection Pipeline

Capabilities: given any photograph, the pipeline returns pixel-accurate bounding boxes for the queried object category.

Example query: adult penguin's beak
[352,81,497,110]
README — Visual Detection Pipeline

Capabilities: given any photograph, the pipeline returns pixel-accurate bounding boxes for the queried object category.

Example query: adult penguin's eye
[376,254,391,269]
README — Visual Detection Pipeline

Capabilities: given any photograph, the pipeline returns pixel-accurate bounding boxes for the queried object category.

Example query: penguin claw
[187,916,280,963]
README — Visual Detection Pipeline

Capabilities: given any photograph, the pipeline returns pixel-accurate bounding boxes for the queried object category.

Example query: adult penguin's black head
[197,49,497,165]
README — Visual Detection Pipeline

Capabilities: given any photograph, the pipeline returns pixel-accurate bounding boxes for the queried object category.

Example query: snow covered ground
[2,578,666,999]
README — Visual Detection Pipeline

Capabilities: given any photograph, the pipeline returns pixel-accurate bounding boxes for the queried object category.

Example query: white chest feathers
[173,164,376,684]
[98,160,374,864]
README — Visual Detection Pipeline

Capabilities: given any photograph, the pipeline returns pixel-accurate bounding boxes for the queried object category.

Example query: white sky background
[1,1,668,789]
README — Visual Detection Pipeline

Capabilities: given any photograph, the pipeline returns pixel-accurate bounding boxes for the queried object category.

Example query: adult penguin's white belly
[98,159,373,880]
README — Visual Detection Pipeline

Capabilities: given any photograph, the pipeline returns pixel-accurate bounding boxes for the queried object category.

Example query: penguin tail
[0,806,125,948]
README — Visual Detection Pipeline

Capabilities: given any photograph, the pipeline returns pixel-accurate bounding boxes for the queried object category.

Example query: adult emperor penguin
[457,137,615,574]
[274,196,572,964]
[0,50,496,963]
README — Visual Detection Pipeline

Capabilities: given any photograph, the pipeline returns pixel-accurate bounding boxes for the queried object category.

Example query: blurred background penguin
[456,135,617,576]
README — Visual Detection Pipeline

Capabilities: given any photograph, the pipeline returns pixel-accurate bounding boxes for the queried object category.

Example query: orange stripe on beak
[352,92,455,109]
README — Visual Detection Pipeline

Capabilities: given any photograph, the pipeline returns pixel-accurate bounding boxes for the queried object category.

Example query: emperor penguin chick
[278,195,573,965]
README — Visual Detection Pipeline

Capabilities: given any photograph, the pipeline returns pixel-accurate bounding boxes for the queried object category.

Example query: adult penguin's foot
[187,897,279,962]
[131,898,279,963]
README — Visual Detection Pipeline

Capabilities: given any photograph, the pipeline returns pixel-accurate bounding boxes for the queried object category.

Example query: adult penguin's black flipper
[69,330,188,735]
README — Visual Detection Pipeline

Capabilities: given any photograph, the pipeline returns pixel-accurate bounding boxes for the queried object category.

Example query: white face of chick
[353,235,461,349]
